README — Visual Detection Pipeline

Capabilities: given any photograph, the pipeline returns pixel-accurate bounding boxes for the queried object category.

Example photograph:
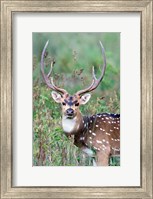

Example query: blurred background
[33,33,120,166]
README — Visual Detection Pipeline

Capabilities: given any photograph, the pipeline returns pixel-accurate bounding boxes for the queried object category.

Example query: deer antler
[76,41,106,96]
[41,40,68,95]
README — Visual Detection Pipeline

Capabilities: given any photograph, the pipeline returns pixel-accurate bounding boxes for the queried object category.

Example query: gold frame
[0,1,152,198]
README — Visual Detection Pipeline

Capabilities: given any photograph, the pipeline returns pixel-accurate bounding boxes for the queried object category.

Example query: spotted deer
[41,41,120,166]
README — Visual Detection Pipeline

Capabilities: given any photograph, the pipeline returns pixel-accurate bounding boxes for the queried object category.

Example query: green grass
[33,33,120,166]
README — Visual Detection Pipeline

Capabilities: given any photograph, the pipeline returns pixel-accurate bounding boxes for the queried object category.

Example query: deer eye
[62,102,66,106]
[75,103,79,106]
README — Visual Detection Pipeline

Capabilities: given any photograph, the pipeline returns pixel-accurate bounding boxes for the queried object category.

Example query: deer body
[41,41,120,166]
[60,97,120,166]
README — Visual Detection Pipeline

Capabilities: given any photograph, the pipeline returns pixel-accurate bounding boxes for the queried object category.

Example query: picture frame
[0,0,152,198]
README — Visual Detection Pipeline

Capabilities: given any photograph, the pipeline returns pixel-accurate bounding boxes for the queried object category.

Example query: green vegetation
[33,33,120,166]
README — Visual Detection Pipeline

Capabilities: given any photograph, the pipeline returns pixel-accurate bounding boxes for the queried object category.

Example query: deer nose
[66,108,74,115]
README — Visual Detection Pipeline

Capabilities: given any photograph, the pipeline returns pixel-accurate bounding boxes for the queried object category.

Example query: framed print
[0,0,152,199]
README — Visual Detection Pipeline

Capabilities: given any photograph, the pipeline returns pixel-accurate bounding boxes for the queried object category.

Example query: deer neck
[62,111,86,135]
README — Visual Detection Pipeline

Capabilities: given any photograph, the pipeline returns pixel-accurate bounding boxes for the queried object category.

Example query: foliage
[33,33,120,166]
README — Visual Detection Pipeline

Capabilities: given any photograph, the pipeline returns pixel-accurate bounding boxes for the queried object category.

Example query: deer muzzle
[66,108,74,118]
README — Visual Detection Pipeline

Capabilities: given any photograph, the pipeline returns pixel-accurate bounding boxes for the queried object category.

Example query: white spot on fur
[96,140,102,144]
[96,125,98,127]
[106,132,111,136]
[92,132,96,136]
[112,147,120,151]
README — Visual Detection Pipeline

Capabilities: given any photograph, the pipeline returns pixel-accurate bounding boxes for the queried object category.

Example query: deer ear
[51,91,62,103]
[80,93,91,105]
